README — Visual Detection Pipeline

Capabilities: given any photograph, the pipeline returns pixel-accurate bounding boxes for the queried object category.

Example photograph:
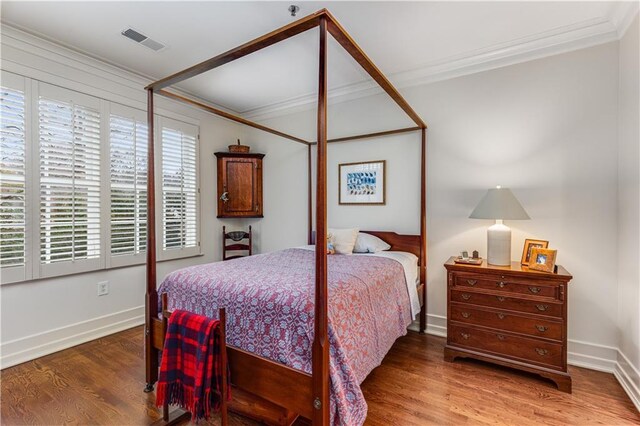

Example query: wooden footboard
[151,309,313,424]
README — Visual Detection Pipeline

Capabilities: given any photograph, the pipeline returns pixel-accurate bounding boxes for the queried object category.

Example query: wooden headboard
[360,231,421,259]
[312,230,421,260]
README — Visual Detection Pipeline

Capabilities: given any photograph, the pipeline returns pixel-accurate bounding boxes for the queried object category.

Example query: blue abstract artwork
[339,160,385,204]
[347,172,377,195]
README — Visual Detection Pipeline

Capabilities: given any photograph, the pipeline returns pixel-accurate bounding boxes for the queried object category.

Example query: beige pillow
[353,232,391,253]
[328,228,359,254]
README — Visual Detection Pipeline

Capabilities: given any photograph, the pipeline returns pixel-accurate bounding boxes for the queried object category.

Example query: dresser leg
[443,346,456,363]
[540,372,572,393]
[555,376,571,393]
[556,378,572,393]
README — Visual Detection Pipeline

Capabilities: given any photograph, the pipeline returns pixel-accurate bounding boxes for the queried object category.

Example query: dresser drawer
[450,303,562,340]
[448,324,564,370]
[450,289,563,317]
[453,272,560,299]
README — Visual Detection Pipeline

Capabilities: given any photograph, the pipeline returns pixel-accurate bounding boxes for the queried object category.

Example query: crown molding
[0,23,240,116]
[243,15,625,121]
[2,7,636,124]
[609,1,640,38]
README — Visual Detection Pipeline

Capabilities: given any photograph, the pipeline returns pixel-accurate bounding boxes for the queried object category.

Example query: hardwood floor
[1,326,638,425]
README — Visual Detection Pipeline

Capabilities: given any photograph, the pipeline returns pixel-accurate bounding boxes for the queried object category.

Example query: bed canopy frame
[144,9,427,425]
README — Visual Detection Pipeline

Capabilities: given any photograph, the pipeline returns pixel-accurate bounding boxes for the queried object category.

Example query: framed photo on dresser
[528,247,557,273]
[521,239,549,265]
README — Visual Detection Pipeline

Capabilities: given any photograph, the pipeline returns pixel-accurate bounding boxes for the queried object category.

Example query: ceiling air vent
[121,28,166,52]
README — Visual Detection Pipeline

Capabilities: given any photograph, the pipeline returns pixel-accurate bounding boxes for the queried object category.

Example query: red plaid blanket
[156,310,230,421]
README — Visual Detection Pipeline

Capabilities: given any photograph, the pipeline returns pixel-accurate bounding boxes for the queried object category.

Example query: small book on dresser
[443,256,573,393]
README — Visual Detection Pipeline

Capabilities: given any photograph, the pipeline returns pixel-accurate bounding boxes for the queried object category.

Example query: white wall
[257,42,622,362]
[230,130,309,254]
[616,14,640,409]
[239,107,421,253]
[0,26,242,367]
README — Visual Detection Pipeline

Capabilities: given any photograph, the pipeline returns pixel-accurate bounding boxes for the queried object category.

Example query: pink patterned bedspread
[158,248,411,425]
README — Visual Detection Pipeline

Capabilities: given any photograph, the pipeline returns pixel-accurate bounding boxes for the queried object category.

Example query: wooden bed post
[144,88,159,391]
[419,128,427,333]
[312,16,330,426]
[308,144,313,245]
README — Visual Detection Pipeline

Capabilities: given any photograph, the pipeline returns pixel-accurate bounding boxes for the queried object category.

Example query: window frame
[35,82,105,279]
[0,71,201,285]
[0,72,31,284]
[156,116,201,261]
[107,103,150,269]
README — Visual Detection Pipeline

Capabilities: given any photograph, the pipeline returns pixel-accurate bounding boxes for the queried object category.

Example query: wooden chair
[153,293,229,426]
[222,225,252,261]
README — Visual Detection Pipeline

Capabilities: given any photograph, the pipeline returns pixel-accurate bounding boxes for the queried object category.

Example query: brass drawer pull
[496,296,505,302]
[460,332,470,340]
[498,281,506,288]
[536,304,550,312]
[497,313,505,320]
[535,348,548,356]
[461,293,471,301]
[529,286,541,294]
[467,279,477,286]
[497,334,505,340]
[461,312,470,318]
[536,325,548,332]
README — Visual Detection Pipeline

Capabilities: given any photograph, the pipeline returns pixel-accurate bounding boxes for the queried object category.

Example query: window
[160,118,199,259]
[38,84,102,276]
[109,107,148,267]
[0,75,200,283]
[0,80,27,283]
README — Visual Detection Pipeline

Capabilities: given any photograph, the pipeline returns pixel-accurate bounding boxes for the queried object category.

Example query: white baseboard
[425,313,447,337]
[408,313,447,337]
[568,338,618,372]
[615,351,640,412]
[0,305,144,369]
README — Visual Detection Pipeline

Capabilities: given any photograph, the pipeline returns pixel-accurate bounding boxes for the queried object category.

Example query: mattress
[158,248,413,425]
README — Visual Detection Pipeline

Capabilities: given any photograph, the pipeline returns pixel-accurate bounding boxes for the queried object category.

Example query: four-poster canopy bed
[143,9,427,425]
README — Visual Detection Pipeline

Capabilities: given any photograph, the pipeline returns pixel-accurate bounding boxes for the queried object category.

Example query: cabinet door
[218,157,263,217]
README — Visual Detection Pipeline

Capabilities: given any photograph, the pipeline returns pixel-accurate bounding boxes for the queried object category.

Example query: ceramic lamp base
[487,221,511,266]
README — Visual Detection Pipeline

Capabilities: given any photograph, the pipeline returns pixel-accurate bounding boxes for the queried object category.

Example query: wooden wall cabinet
[215,152,265,218]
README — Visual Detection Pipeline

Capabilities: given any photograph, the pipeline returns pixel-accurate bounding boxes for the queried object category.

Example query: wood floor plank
[1,327,638,425]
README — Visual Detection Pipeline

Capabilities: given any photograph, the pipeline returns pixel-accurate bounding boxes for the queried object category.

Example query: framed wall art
[339,160,386,205]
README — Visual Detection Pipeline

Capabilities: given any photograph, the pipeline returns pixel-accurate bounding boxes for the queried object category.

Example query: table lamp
[469,186,530,266]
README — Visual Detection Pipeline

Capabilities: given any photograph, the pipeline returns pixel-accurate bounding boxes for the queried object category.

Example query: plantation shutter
[38,84,102,277]
[0,73,28,284]
[109,105,148,267]
[160,117,199,259]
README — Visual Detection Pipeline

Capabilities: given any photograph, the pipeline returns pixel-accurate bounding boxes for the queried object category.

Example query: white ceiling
[0,1,633,116]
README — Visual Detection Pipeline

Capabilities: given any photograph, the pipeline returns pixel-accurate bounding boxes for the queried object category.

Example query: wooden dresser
[444,256,573,392]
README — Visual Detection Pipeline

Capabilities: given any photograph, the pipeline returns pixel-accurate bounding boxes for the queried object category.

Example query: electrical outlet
[98,281,109,296]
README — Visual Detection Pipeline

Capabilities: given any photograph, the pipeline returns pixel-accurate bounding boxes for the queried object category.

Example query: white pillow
[327,228,359,254]
[353,232,391,253]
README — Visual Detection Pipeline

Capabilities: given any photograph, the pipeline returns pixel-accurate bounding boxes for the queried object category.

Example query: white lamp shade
[469,188,530,220]
[470,187,529,266]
